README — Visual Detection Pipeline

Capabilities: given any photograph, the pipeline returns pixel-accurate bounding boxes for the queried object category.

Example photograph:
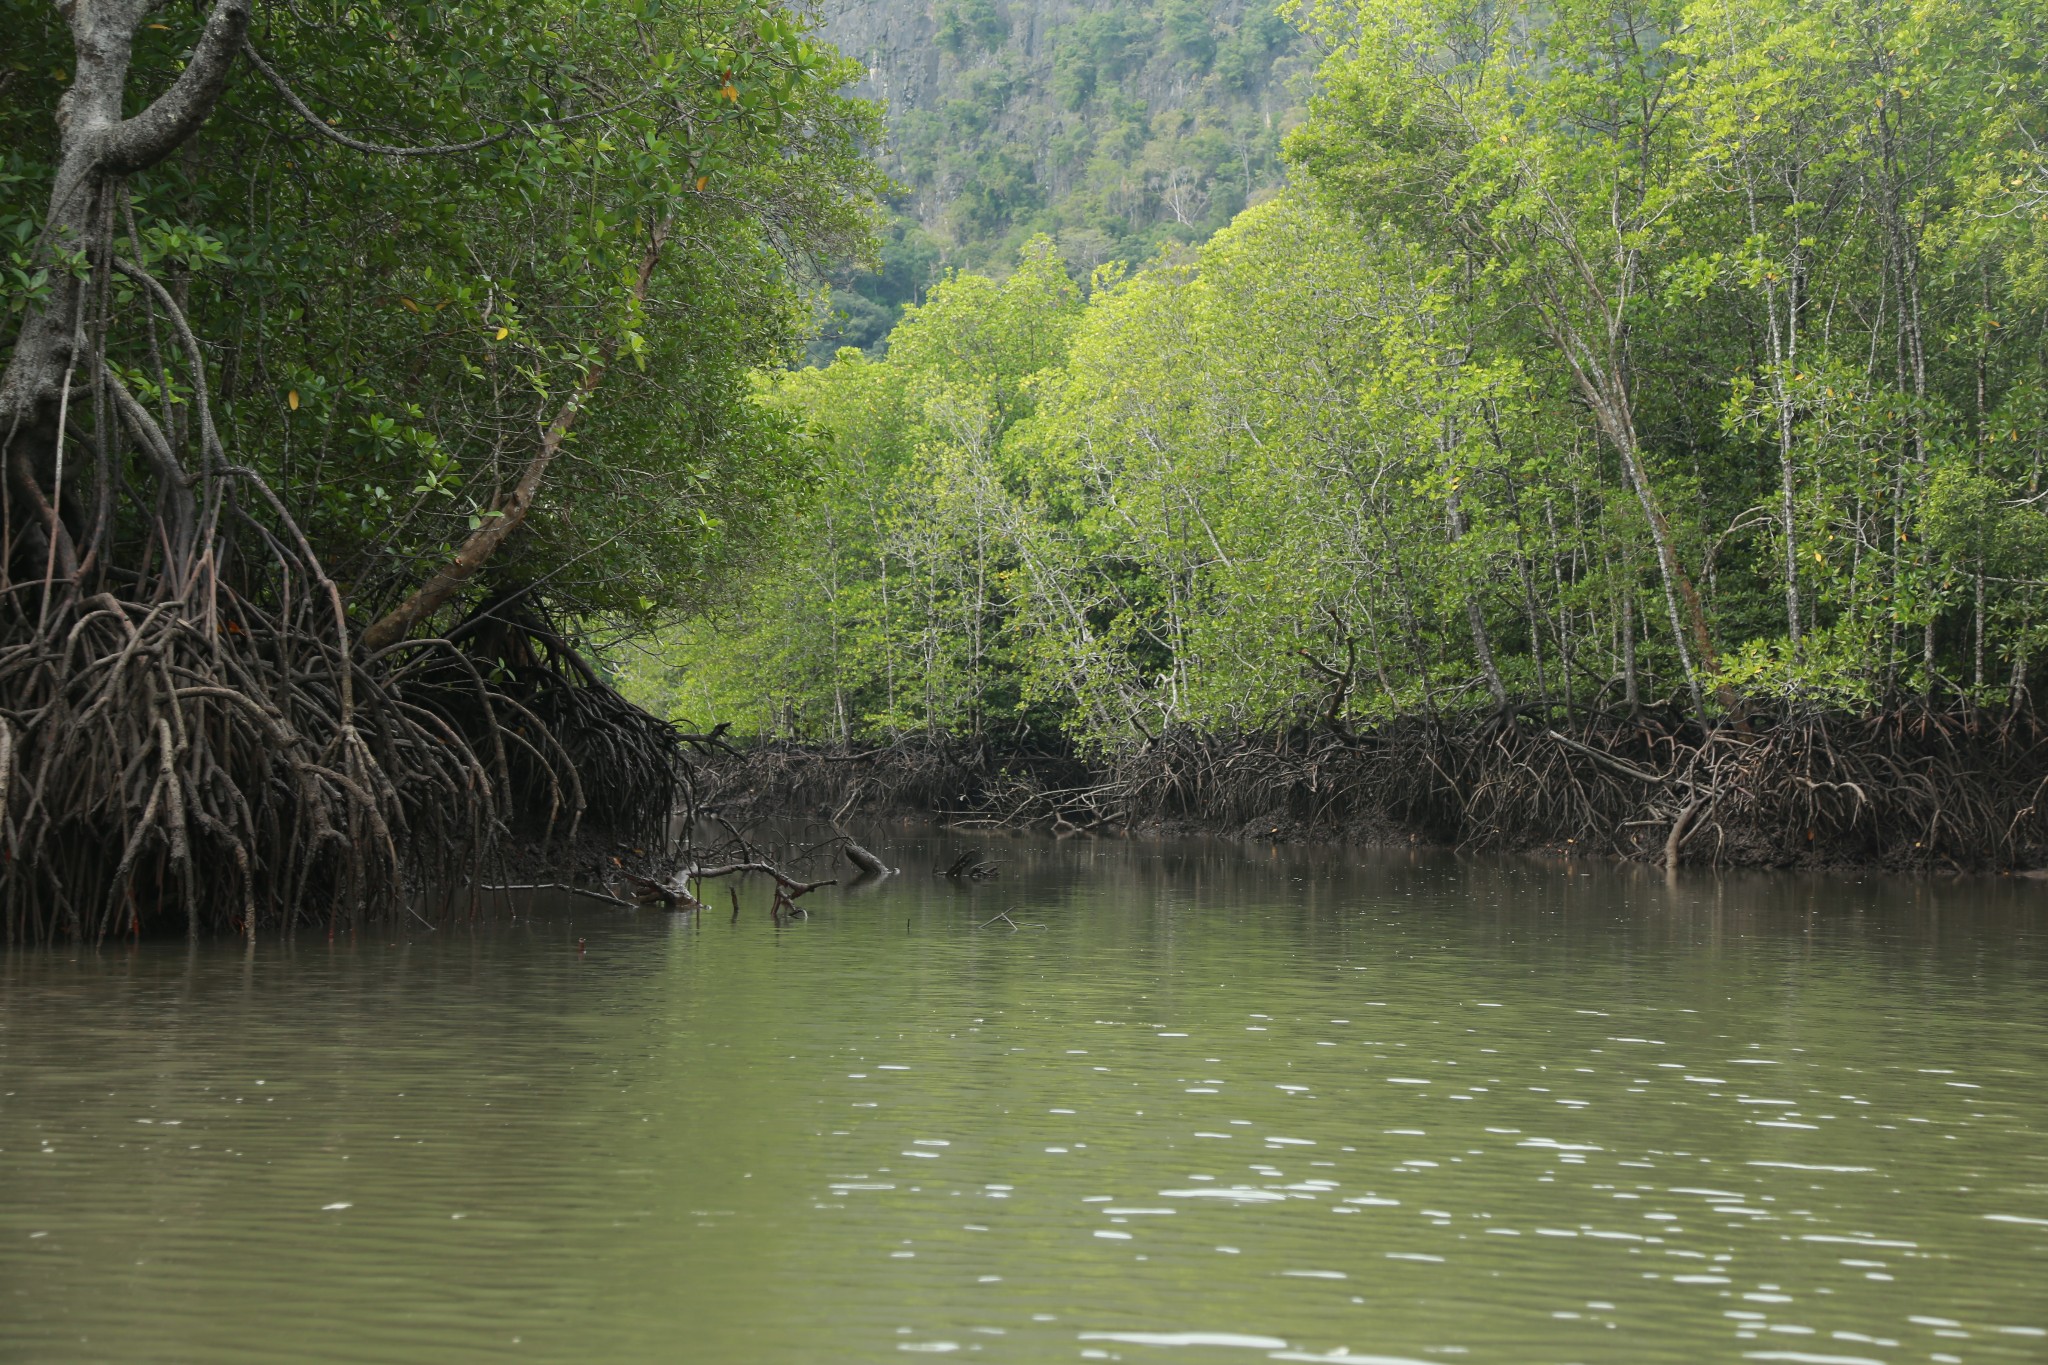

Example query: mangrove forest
[1,0,882,939]
[8,0,2048,943]
[642,0,2048,874]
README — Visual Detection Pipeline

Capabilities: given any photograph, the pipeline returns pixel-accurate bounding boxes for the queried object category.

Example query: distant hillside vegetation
[808,0,1312,358]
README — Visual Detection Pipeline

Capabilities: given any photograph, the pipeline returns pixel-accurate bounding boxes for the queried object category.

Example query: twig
[480,882,633,908]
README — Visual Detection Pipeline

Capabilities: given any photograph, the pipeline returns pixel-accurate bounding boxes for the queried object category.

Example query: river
[3,830,2046,1362]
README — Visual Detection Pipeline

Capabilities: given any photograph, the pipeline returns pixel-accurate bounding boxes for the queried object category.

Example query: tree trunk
[1622,588,1639,712]
[1548,333,1712,716]
[0,0,249,589]
[1446,484,1508,711]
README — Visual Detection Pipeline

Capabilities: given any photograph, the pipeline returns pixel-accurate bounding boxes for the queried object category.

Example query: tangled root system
[704,704,2048,874]
[2,546,468,940]
[0,493,695,944]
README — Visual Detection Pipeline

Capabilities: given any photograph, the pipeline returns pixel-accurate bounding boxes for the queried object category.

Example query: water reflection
[2,831,2045,1362]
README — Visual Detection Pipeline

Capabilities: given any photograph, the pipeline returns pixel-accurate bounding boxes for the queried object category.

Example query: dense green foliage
[635,0,2048,747]
[1,0,883,627]
[808,0,1313,359]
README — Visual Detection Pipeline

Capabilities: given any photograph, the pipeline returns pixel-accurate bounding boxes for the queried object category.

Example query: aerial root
[0,490,708,940]
[0,583,486,942]
[695,704,2048,873]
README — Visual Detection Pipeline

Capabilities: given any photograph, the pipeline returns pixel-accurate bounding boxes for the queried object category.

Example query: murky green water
[4,832,2047,1363]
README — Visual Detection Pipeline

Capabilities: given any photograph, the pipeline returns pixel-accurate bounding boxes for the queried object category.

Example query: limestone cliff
[805,0,1311,267]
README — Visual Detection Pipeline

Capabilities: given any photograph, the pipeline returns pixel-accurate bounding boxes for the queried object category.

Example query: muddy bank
[700,706,2048,874]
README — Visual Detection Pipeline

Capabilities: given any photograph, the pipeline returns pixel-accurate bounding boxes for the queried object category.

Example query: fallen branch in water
[944,850,1000,880]
[689,860,836,898]
[844,840,895,876]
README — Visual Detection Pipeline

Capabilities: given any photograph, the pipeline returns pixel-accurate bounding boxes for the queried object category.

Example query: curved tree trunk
[1,0,248,590]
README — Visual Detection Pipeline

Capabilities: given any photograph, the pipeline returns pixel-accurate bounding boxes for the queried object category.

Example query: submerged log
[844,840,894,876]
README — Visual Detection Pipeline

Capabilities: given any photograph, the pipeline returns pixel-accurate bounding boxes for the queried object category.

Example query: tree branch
[358,222,669,653]
[99,0,252,174]
[110,257,222,467]
[242,41,646,158]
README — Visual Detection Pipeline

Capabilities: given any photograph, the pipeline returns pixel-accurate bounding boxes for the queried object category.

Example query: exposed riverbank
[703,705,2048,875]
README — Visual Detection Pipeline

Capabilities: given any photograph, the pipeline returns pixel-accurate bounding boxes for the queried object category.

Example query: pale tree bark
[1744,166,1807,659]
[1867,71,1937,695]
[0,0,250,581]
[1462,157,1717,714]
[1486,47,1721,715]
[1698,3,1845,662]
[1560,340,1713,716]
[1621,584,1640,711]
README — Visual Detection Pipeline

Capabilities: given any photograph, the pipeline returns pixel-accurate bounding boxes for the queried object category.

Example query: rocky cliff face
[804,0,1310,264]
[814,0,949,116]
[818,0,1227,114]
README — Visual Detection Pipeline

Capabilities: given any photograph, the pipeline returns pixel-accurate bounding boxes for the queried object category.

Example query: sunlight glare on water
[2,831,2046,1362]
